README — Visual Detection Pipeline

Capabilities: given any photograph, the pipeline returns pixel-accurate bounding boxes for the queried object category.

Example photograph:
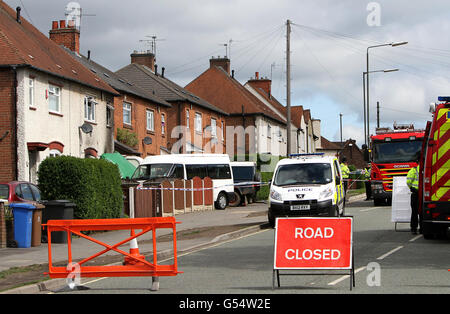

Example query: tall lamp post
[363,68,399,146]
[366,41,407,145]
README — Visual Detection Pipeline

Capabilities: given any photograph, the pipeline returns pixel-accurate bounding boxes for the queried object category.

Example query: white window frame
[161,113,166,135]
[267,124,272,138]
[221,121,224,141]
[106,104,113,127]
[146,109,154,132]
[48,84,61,113]
[211,118,217,137]
[195,112,202,133]
[123,102,132,125]
[28,78,35,108]
[186,110,190,129]
[84,96,96,122]
[49,149,62,158]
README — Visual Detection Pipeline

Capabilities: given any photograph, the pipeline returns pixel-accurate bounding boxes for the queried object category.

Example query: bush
[117,128,138,148]
[37,156,123,220]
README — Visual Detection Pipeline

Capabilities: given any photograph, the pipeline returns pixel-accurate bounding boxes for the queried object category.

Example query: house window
[48,84,61,113]
[84,96,96,122]
[28,78,35,107]
[186,110,190,129]
[195,113,202,133]
[267,124,272,138]
[146,110,154,132]
[123,102,131,125]
[49,149,62,158]
[106,105,113,127]
[161,113,166,135]
[211,118,217,137]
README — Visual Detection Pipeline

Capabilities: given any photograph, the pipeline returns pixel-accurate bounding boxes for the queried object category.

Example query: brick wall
[165,102,226,154]
[0,68,16,182]
[114,93,169,156]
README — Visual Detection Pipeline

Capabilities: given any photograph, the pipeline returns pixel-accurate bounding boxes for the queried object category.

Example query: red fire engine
[418,97,450,239]
[369,123,425,206]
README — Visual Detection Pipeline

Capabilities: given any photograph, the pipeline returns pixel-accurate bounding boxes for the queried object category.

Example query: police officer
[340,157,350,205]
[364,165,372,201]
[406,152,420,234]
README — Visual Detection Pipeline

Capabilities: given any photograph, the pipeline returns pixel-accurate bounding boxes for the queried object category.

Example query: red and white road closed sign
[274,217,353,270]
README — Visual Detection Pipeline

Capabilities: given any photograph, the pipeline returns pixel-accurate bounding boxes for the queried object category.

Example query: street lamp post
[362,68,399,146]
[366,41,407,145]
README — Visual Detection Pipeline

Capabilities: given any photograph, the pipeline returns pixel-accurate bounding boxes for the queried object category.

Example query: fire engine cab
[419,97,450,239]
[369,123,425,206]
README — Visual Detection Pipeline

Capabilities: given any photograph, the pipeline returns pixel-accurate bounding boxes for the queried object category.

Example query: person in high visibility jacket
[340,157,350,205]
[364,165,372,201]
[406,153,420,234]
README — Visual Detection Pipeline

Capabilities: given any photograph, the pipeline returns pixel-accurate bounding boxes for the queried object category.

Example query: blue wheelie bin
[10,203,35,248]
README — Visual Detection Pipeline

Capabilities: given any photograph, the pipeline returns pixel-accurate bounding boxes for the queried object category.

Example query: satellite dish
[79,122,93,134]
[143,136,152,145]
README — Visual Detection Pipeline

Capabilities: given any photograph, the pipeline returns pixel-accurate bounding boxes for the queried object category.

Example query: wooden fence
[122,177,214,218]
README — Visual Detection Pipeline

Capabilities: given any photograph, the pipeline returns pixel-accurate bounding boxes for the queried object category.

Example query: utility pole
[377,101,380,128]
[340,113,343,144]
[286,19,292,157]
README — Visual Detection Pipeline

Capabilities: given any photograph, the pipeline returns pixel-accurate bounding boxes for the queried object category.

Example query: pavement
[0,193,366,294]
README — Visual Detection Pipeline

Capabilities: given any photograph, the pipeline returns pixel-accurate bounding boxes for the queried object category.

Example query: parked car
[229,162,261,207]
[0,181,42,203]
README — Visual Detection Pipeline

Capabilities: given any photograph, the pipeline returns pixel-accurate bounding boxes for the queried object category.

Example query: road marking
[409,235,422,242]
[360,207,382,212]
[79,229,270,288]
[327,266,365,286]
[377,245,404,260]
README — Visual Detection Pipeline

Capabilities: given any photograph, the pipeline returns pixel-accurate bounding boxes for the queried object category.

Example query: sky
[5,0,450,147]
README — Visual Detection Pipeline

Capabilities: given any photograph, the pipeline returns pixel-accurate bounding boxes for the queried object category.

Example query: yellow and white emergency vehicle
[268,153,345,227]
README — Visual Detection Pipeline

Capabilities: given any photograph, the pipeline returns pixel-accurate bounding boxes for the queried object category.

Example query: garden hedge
[37,156,123,219]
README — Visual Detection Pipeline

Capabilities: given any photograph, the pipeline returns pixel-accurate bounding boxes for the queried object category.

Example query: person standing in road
[340,157,350,205]
[364,165,372,201]
[406,153,420,234]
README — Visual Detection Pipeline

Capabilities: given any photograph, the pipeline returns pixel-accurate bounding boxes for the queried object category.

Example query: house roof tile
[185,66,286,124]
[0,2,117,95]
[66,50,171,107]
[116,63,227,115]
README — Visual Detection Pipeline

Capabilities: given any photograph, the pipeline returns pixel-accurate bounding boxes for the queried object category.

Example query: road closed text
[285,227,340,260]
[274,218,352,269]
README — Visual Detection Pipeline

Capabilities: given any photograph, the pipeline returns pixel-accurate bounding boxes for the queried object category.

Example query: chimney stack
[49,20,80,53]
[209,56,231,75]
[130,51,156,72]
[247,72,272,98]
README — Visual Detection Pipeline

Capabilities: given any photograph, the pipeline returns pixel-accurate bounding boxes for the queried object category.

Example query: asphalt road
[53,199,450,295]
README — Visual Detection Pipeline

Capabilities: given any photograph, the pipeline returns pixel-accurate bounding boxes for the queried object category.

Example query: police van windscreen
[131,163,173,180]
[274,163,332,186]
[372,140,422,163]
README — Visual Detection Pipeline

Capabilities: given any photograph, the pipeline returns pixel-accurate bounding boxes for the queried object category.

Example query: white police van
[131,154,234,210]
[268,153,345,227]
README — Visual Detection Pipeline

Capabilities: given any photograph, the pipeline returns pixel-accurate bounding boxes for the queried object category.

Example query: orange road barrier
[44,217,182,279]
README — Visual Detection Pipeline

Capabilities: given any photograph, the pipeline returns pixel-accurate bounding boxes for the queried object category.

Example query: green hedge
[37,156,123,220]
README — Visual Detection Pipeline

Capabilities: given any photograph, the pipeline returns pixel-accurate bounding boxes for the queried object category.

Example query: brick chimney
[247,72,272,98]
[209,57,230,75]
[49,20,80,53]
[131,51,156,72]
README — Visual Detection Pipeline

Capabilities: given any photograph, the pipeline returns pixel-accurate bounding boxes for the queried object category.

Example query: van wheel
[228,191,241,207]
[215,192,227,210]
